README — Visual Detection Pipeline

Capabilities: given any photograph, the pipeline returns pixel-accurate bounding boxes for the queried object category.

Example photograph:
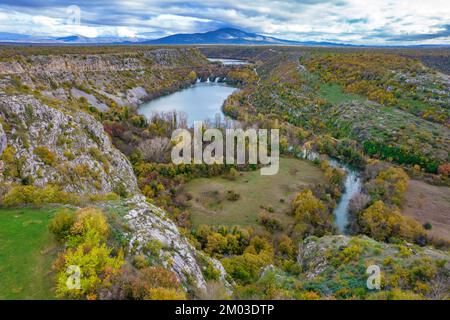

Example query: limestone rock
[0,94,138,195]
[123,195,230,291]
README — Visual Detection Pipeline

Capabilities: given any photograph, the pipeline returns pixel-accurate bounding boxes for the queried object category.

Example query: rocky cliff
[0,47,232,293]
[0,94,138,194]
[0,48,235,108]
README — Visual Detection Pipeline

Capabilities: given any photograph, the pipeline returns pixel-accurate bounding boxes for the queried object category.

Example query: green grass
[319,83,366,104]
[182,157,326,228]
[0,206,64,299]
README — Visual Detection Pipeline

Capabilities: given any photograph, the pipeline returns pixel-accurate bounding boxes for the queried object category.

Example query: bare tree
[138,137,171,163]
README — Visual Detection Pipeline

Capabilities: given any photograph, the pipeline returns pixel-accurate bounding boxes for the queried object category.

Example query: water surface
[298,149,362,234]
[138,82,237,126]
[207,58,249,65]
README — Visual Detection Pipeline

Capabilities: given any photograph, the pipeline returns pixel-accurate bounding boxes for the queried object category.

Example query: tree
[291,189,332,237]
[359,201,424,243]
[137,137,171,163]
[54,208,124,299]
[437,163,450,177]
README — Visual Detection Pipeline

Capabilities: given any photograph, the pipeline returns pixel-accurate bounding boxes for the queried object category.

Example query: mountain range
[1,28,448,47]
[140,28,347,46]
[0,28,350,46]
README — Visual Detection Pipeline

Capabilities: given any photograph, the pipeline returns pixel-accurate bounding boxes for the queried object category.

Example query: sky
[0,0,449,45]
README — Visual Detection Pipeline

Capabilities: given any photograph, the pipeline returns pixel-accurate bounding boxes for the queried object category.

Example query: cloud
[0,0,448,44]
[387,24,450,41]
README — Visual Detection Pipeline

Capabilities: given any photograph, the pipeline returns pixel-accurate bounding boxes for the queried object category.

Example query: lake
[138,82,237,127]
[207,58,249,65]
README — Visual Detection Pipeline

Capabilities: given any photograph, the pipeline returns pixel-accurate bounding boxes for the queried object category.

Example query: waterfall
[215,77,220,83]
[196,78,201,83]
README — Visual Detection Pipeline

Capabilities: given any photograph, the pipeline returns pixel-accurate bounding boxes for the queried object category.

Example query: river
[138,74,361,234]
[299,149,362,234]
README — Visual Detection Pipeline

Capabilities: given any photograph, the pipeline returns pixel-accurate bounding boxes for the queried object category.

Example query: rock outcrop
[0,122,6,154]
[297,235,449,280]
[0,94,138,194]
[122,195,229,291]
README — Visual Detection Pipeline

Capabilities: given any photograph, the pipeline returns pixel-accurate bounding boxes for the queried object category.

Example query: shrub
[2,185,80,207]
[54,208,124,299]
[366,166,409,206]
[222,237,273,284]
[226,190,240,202]
[33,146,57,166]
[259,213,283,232]
[226,168,239,180]
[423,222,433,230]
[49,210,75,242]
[437,163,450,177]
[118,266,186,300]
[206,232,228,257]
[146,287,186,300]
[132,255,149,269]
[55,243,124,299]
[113,182,128,198]
[1,146,19,177]
[69,208,110,245]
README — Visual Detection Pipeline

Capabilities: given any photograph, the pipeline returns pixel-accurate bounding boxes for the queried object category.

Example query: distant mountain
[142,28,346,46]
[0,34,142,44]
[3,28,446,47]
[1,28,347,46]
[55,35,143,44]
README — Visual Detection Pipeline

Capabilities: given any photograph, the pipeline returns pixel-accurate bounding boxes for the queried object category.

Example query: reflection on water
[138,82,237,127]
[207,58,249,65]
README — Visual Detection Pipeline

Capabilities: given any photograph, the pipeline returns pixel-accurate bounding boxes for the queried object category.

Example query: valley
[0,44,449,300]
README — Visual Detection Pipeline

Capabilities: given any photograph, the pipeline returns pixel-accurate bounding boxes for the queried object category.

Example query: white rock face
[70,88,108,111]
[123,195,230,291]
[0,94,138,194]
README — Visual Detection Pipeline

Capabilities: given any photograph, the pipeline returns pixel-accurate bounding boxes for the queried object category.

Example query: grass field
[403,180,450,241]
[0,207,63,299]
[181,157,326,228]
[319,83,366,104]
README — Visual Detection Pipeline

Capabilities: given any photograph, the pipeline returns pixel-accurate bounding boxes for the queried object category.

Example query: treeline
[363,140,439,173]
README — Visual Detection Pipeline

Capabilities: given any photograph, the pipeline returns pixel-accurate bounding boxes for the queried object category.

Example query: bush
[124,267,186,300]
[54,208,124,299]
[259,213,283,232]
[146,287,186,300]
[33,146,57,166]
[49,210,75,242]
[70,208,110,245]
[226,190,240,202]
[226,168,239,180]
[423,222,433,230]
[2,185,80,207]
[1,146,18,178]
[132,255,149,269]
